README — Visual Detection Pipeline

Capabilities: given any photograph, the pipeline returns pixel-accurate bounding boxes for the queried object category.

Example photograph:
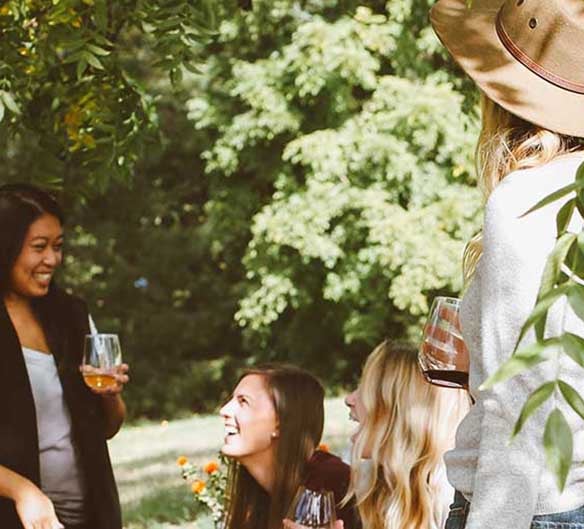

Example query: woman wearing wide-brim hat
[430,0,584,528]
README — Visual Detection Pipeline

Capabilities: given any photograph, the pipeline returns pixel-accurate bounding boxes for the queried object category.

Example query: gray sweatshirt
[445,154,584,529]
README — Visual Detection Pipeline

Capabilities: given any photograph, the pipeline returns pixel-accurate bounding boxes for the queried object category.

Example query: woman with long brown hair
[219,364,360,529]
[344,341,469,529]
[430,0,584,527]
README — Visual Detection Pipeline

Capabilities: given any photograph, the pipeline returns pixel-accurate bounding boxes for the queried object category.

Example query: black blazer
[0,288,122,529]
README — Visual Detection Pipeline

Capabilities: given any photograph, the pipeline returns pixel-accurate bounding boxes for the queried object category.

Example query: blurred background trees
[1,0,481,418]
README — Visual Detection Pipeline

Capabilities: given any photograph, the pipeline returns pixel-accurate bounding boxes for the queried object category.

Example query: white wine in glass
[82,334,122,390]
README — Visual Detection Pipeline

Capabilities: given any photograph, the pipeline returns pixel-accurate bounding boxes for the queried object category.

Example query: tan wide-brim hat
[430,0,584,138]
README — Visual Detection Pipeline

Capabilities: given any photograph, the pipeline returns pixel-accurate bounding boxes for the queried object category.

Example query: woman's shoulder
[493,154,584,204]
[303,450,350,492]
[486,154,584,225]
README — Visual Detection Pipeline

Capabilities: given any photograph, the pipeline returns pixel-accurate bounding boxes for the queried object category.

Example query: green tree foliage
[0,0,219,190]
[187,0,482,370]
[58,102,247,418]
[1,0,483,415]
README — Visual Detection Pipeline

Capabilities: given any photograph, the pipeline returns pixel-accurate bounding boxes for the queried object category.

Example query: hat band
[496,11,584,95]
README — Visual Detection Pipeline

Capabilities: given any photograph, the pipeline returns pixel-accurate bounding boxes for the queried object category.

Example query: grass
[110,397,354,529]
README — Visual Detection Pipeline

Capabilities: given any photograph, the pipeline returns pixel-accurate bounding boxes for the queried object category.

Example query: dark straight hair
[224,364,325,529]
[0,184,64,294]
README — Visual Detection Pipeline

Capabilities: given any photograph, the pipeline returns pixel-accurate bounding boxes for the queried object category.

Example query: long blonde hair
[224,365,325,529]
[347,341,469,529]
[463,95,584,283]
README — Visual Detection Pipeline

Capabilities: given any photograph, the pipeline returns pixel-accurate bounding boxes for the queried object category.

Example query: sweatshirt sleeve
[463,179,566,529]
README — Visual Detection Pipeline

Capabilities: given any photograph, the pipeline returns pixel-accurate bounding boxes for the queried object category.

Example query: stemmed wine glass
[287,487,337,528]
[418,296,470,389]
[81,334,122,390]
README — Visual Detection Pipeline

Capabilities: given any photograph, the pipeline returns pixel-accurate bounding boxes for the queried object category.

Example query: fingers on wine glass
[423,325,467,354]
[437,305,461,326]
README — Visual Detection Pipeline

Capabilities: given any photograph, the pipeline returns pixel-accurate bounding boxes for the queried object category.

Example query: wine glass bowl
[419,297,470,389]
[82,334,122,390]
[287,487,337,528]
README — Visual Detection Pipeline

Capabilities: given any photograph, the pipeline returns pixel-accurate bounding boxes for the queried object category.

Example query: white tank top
[22,347,87,525]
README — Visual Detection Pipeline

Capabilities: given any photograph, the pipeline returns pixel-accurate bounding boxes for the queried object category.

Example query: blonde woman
[344,341,469,529]
[430,0,584,528]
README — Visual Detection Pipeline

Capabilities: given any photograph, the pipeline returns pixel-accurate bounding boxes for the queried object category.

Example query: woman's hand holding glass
[284,487,339,529]
[80,334,129,396]
[418,297,470,389]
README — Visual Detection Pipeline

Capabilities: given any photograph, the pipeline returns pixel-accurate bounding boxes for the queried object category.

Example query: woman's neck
[3,291,33,314]
[241,449,277,494]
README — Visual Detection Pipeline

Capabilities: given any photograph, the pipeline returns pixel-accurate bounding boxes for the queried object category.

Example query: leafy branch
[0,0,226,189]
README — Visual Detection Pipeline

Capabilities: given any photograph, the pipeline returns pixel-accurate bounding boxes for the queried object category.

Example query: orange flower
[191,479,206,494]
[317,443,330,453]
[176,456,188,467]
[204,461,219,475]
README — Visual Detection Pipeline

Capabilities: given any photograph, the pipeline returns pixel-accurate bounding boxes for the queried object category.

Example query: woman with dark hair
[0,184,128,529]
[220,364,360,529]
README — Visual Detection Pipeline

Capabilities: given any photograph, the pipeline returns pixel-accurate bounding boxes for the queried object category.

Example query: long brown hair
[346,341,469,529]
[224,364,325,529]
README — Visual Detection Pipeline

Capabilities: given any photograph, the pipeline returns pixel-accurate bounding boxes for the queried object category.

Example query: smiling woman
[8,213,63,299]
[219,365,361,529]
[0,184,127,529]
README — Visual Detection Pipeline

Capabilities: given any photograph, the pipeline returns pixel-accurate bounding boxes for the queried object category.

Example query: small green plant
[177,453,228,528]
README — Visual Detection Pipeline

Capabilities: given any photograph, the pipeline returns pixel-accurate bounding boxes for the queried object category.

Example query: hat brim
[431,0,584,138]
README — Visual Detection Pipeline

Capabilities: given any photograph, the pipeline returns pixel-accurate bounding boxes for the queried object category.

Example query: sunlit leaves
[183,0,481,347]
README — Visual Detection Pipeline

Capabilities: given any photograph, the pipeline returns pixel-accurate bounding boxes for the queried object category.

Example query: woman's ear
[271,420,280,439]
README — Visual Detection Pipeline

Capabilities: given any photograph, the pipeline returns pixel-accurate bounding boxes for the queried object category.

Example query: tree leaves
[0,0,221,187]
[558,381,584,421]
[499,160,584,491]
[514,284,571,349]
[556,199,576,234]
[512,382,555,438]
[544,409,573,491]
[568,284,584,321]
[562,333,584,368]
[520,181,582,218]
[480,340,559,390]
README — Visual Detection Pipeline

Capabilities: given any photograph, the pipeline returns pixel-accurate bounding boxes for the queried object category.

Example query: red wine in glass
[423,369,469,389]
[419,297,469,390]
